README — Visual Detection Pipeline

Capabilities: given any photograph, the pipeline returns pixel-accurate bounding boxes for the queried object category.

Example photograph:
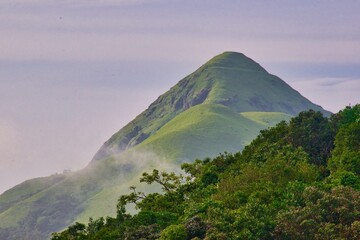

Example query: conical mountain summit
[0,52,330,240]
[93,51,329,162]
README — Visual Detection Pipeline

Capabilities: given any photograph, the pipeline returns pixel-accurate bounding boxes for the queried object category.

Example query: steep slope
[93,52,329,161]
[0,52,330,239]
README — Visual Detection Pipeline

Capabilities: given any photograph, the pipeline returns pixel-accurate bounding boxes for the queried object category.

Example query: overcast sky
[1,0,359,193]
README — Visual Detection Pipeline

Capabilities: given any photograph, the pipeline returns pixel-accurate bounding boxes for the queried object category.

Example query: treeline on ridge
[52,105,360,240]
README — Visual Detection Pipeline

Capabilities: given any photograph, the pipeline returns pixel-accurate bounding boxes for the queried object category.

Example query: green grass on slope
[0,174,66,228]
[73,159,142,224]
[241,112,292,126]
[0,149,175,234]
[0,157,136,231]
[0,174,65,211]
[202,66,327,115]
[136,104,291,162]
[74,184,128,224]
[0,204,31,228]
[74,151,179,224]
[74,172,161,224]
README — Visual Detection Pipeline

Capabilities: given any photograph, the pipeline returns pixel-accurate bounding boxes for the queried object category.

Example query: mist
[61,148,185,222]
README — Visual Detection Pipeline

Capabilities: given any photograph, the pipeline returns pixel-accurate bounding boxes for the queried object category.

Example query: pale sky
[1,0,359,193]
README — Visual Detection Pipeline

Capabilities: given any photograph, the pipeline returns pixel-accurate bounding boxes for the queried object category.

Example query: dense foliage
[52,105,360,240]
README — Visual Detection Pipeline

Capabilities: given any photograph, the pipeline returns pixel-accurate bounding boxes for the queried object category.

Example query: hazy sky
[1,0,359,193]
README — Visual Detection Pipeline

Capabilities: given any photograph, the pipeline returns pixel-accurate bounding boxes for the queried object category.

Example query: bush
[184,216,208,239]
[159,224,187,240]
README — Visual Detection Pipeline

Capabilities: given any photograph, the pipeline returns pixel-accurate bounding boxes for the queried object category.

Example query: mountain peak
[92,52,330,161]
[203,51,268,73]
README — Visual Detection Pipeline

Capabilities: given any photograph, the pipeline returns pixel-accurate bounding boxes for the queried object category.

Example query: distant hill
[0,52,330,239]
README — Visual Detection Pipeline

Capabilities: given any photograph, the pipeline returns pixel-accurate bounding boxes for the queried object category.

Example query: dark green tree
[287,110,334,166]
[274,186,360,240]
[329,122,360,175]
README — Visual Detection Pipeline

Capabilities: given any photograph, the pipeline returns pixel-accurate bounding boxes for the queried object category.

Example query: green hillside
[136,104,292,162]
[0,52,330,239]
[92,52,329,162]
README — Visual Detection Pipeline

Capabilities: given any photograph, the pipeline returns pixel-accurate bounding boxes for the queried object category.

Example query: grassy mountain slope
[0,156,141,235]
[92,52,329,162]
[0,174,65,215]
[0,52,330,239]
[136,104,292,162]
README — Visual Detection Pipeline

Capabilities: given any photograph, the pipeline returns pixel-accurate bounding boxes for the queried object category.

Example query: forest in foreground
[52,105,360,240]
